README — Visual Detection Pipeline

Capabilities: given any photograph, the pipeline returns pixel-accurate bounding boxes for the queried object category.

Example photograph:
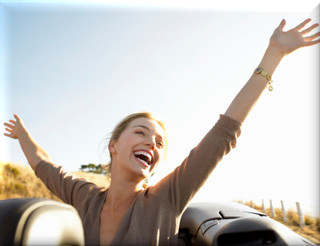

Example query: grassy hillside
[0,161,110,201]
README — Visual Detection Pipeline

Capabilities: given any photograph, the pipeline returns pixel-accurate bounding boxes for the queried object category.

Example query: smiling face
[109,117,166,181]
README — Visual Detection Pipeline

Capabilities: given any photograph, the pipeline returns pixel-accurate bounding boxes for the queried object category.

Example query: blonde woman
[4,19,320,245]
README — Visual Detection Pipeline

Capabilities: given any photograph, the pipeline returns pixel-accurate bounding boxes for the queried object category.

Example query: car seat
[0,198,84,246]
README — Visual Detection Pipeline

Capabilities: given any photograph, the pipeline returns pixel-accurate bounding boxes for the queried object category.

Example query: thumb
[14,113,22,123]
[278,19,286,31]
[14,113,20,120]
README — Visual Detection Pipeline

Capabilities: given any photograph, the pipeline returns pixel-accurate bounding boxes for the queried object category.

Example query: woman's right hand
[4,114,26,139]
[4,114,51,168]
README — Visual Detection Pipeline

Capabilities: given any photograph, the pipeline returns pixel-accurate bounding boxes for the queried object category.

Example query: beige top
[35,114,241,245]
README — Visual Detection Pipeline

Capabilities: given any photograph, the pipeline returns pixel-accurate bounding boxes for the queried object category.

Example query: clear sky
[0,1,319,217]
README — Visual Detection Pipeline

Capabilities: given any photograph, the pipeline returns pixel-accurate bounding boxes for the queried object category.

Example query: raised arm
[225,19,320,123]
[3,114,51,170]
[4,114,99,209]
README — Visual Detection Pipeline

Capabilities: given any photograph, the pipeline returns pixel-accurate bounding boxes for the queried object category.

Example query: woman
[4,19,320,245]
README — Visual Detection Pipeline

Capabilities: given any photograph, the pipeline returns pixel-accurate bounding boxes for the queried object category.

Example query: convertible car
[0,198,316,246]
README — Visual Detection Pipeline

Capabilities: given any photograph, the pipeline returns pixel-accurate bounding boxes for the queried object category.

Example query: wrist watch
[254,67,273,91]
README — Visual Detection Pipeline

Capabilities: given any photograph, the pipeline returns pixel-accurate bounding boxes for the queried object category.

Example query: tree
[80,163,107,175]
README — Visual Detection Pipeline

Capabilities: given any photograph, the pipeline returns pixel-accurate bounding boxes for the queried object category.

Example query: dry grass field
[0,161,110,202]
[1,161,319,244]
[247,202,320,245]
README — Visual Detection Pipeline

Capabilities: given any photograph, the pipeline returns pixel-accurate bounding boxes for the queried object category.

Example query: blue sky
[1,1,319,216]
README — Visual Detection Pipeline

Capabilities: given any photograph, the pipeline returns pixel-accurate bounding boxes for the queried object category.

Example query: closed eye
[135,130,145,136]
[157,141,164,149]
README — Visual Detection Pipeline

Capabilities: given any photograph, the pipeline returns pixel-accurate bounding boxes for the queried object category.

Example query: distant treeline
[79,163,108,175]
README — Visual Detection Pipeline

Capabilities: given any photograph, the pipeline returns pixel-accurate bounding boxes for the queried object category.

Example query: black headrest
[0,198,84,246]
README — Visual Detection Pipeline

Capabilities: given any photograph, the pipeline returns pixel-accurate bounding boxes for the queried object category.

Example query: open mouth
[133,150,153,166]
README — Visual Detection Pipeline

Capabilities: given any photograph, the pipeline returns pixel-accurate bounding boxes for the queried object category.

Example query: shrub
[316,218,320,232]
[304,215,314,226]
[287,210,300,226]
[14,183,25,192]
[274,208,284,221]
[5,164,20,177]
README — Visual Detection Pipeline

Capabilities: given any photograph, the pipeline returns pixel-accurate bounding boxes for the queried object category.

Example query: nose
[145,136,156,150]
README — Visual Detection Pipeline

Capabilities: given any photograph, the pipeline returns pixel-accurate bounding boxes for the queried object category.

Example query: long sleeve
[150,114,241,214]
[34,160,100,215]
[34,161,108,245]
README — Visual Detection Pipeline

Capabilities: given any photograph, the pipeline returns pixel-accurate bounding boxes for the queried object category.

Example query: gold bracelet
[254,67,273,91]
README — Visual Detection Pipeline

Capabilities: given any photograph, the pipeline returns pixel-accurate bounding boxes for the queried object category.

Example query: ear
[108,139,117,155]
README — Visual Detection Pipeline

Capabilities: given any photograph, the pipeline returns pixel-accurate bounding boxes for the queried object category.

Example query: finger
[14,114,21,121]
[4,132,16,139]
[301,23,319,35]
[294,19,312,31]
[4,122,14,128]
[278,19,286,31]
[5,127,13,133]
[305,31,320,42]
[9,119,16,124]
[304,39,320,47]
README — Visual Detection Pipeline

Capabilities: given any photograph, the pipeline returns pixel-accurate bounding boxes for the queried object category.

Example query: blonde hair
[105,112,167,178]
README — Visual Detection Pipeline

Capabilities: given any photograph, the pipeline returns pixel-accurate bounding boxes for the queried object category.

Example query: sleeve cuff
[218,114,242,133]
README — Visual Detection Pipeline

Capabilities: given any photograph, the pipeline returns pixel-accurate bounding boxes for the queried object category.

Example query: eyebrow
[134,125,150,131]
[133,125,164,141]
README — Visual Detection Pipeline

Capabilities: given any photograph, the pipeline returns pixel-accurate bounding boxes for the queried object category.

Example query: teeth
[134,150,152,164]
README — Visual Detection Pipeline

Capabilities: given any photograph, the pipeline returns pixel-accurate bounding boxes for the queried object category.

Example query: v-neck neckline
[99,189,143,245]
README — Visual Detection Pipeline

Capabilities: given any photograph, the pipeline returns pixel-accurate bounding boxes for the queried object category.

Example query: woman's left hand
[270,19,320,56]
